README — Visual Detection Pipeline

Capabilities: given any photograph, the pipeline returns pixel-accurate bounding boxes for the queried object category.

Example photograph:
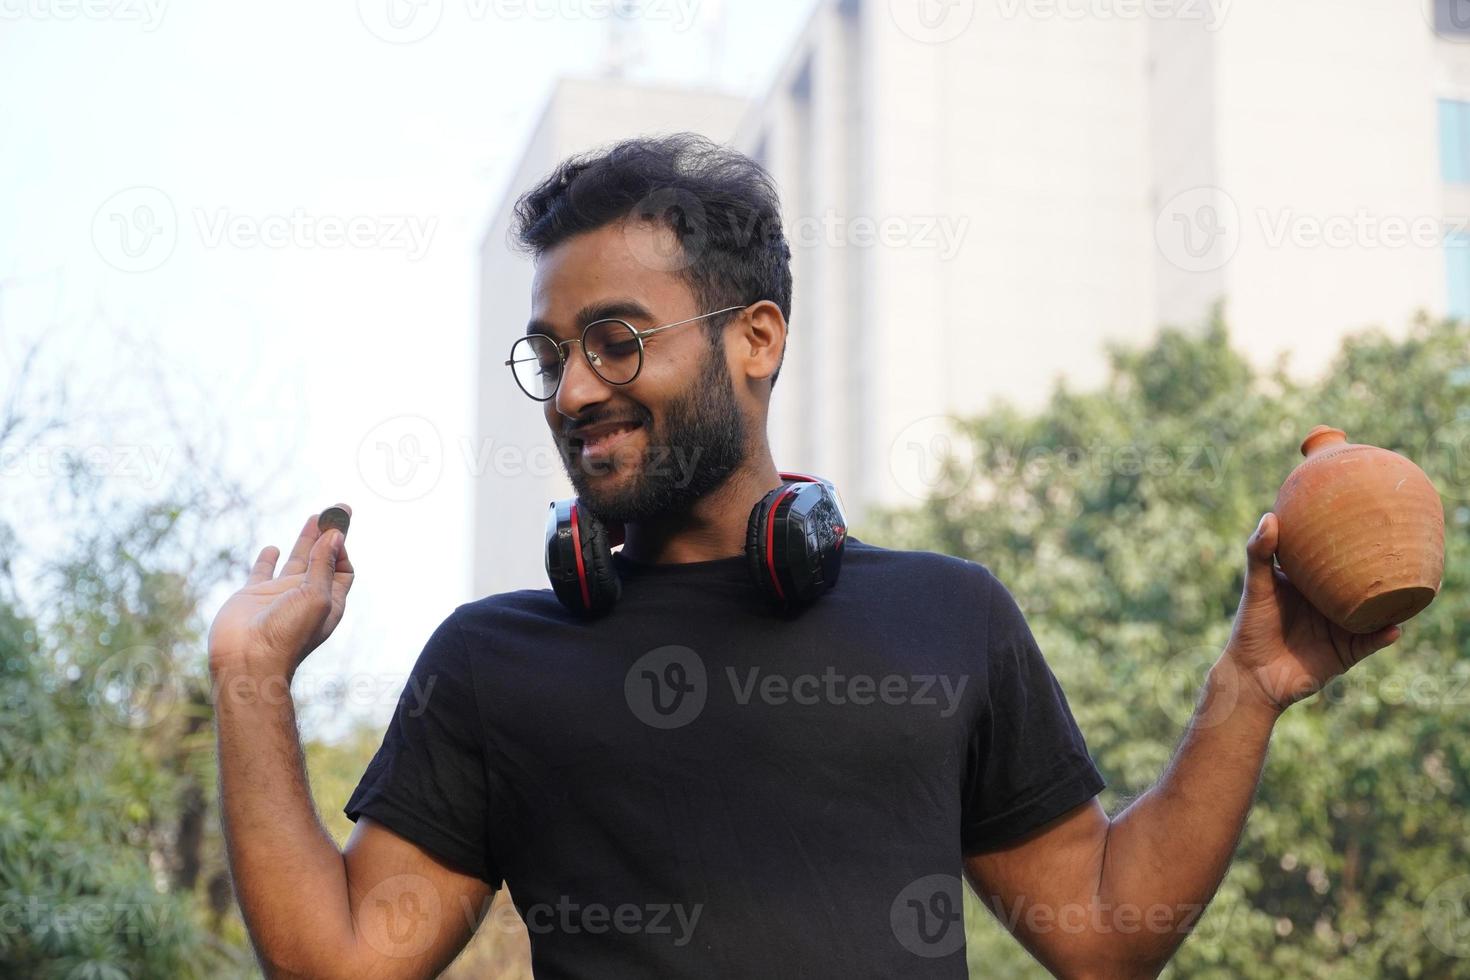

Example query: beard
[561,341,749,525]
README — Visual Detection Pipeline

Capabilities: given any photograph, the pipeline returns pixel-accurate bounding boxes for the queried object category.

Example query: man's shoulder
[448,586,565,631]
[843,537,1002,593]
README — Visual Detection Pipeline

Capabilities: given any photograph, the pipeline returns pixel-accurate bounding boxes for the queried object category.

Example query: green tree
[874,312,1470,978]
[0,506,247,978]
[0,340,261,977]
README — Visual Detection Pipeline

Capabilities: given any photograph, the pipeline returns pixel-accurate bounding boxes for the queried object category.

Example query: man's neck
[620,454,782,565]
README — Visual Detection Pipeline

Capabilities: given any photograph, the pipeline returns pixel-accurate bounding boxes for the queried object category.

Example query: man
[208,134,1402,979]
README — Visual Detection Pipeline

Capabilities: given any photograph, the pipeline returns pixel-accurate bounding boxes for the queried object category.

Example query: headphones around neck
[544,472,848,618]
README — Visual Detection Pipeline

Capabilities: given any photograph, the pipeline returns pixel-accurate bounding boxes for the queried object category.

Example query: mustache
[561,408,652,439]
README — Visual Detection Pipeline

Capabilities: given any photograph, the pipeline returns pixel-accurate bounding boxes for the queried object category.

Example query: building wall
[1150,10,1222,329]
[737,3,870,502]
[1208,1,1444,378]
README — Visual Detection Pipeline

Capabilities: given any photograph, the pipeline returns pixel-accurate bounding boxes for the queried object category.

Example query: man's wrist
[1208,651,1286,730]
[209,649,298,710]
[209,640,296,679]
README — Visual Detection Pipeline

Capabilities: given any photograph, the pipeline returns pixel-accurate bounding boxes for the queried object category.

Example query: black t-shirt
[345,538,1104,977]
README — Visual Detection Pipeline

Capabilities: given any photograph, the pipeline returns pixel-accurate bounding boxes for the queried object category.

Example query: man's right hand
[210,505,495,979]
[208,504,356,678]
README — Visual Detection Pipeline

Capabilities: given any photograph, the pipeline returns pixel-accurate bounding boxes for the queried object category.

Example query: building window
[1439,99,1470,183]
[1447,231,1470,320]
[1436,0,1470,36]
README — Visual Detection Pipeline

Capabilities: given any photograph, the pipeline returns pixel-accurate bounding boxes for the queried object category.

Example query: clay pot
[1273,426,1445,633]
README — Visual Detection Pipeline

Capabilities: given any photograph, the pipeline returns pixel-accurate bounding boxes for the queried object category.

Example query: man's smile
[567,417,646,464]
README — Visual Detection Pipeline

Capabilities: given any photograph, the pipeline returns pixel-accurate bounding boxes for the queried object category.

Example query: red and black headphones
[544,472,848,618]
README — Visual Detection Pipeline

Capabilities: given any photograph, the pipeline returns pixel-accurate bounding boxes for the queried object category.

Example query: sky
[0,0,818,736]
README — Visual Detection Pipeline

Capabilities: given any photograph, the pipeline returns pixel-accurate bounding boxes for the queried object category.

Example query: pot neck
[1301,425,1348,457]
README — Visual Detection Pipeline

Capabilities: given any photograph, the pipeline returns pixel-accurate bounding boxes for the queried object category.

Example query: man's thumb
[1244,512,1279,598]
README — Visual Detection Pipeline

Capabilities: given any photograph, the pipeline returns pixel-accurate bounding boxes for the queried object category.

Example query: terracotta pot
[1273,425,1445,634]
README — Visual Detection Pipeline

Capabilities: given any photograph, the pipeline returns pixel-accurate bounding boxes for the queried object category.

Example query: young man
[208,134,1402,979]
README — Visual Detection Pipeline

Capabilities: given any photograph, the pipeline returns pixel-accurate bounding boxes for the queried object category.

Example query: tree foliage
[873,312,1470,978]
[0,342,265,978]
[0,503,248,978]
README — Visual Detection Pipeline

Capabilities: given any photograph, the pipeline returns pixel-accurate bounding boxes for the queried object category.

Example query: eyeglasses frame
[505,303,750,402]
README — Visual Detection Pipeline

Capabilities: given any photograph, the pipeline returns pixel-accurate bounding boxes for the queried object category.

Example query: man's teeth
[578,422,641,447]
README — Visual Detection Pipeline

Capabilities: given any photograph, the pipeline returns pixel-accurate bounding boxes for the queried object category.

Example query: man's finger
[247,546,279,585]
[305,529,341,595]
[282,514,322,577]
[336,538,355,577]
[1350,623,1403,664]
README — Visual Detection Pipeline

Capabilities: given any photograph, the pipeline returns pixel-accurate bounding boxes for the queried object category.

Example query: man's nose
[553,342,611,420]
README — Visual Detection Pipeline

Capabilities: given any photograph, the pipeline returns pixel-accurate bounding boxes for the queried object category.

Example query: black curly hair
[511,132,793,387]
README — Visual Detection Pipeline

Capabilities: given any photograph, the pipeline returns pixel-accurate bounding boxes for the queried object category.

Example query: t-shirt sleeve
[960,568,1105,854]
[344,610,501,889]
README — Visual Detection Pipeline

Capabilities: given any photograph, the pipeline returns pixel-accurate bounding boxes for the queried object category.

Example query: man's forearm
[1093,651,1281,970]
[213,660,358,978]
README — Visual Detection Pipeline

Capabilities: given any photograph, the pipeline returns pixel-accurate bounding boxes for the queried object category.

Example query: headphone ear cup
[546,499,622,617]
[745,478,847,611]
[576,506,622,616]
[745,486,786,606]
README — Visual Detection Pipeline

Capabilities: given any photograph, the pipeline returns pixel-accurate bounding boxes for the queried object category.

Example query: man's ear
[738,301,787,384]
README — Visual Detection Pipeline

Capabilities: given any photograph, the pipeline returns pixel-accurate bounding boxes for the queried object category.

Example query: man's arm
[964,514,1402,979]
[209,508,492,979]
[214,657,491,979]
[964,656,1277,978]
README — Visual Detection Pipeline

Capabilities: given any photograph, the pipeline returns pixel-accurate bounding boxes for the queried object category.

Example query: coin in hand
[318,506,351,538]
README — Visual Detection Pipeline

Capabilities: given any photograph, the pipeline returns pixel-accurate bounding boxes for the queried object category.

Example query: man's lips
[566,419,645,459]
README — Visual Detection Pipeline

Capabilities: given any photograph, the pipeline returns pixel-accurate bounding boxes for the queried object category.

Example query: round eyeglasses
[505,305,748,402]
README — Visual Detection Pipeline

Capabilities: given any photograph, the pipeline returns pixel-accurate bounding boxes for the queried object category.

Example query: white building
[475,0,1469,600]
[1149,0,1464,371]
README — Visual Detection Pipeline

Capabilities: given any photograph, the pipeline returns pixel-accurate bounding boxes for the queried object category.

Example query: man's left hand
[1223,512,1403,715]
